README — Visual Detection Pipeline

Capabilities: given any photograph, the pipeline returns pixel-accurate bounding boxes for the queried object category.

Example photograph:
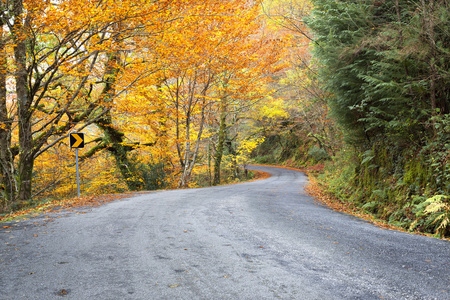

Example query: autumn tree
[0,0,289,211]
[248,0,338,167]
[0,0,178,209]
[117,0,285,187]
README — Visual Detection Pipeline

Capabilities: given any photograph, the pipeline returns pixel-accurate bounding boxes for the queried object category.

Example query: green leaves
[308,0,450,147]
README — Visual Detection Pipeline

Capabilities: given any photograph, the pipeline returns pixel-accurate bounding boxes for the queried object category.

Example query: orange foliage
[114,0,287,186]
[0,0,287,206]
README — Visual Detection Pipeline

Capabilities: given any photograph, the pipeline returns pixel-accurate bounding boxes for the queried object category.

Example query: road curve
[1,165,449,299]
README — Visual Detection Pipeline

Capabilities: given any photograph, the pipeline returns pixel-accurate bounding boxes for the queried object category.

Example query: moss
[310,143,449,236]
[403,158,426,187]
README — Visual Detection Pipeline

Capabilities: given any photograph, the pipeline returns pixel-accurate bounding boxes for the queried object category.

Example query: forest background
[0,0,449,238]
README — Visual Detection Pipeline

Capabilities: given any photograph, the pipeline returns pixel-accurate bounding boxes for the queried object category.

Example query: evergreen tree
[308,0,450,146]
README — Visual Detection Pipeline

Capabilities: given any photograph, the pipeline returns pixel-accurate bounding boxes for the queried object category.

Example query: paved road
[1,165,449,299]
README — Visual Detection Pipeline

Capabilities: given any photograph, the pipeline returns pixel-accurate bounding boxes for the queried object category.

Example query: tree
[0,0,176,209]
[307,0,450,146]
[0,0,288,210]
[306,0,450,230]
[118,0,285,187]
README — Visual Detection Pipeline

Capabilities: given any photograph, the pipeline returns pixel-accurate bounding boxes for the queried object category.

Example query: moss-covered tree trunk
[0,22,15,209]
[226,140,238,179]
[213,98,227,186]
[96,111,143,191]
[95,46,142,191]
[14,0,34,203]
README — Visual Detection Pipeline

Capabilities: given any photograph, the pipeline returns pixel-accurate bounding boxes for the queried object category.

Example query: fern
[424,195,450,237]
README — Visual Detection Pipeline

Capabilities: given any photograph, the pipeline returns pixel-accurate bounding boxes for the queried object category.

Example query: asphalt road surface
[1,165,449,300]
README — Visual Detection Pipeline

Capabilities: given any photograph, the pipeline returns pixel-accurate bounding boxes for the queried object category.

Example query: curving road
[1,165,449,299]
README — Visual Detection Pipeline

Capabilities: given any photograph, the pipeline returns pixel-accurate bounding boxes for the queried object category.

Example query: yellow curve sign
[70,133,85,148]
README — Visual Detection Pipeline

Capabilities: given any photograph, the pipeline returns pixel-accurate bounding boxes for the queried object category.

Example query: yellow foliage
[257,96,289,120]
[424,195,450,236]
[236,136,266,165]
[2,0,288,204]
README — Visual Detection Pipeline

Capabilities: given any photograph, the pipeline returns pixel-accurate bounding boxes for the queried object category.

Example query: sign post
[70,133,85,197]
[75,148,80,197]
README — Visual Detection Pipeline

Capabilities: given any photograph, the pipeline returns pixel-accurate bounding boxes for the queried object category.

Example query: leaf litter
[0,192,150,226]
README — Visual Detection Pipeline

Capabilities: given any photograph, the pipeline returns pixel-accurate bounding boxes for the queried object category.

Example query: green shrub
[136,162,169,190]
[308,146,330,163]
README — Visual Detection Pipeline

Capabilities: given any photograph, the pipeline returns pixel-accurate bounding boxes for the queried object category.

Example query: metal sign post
[75,148,80,197]
[70,133,85,197]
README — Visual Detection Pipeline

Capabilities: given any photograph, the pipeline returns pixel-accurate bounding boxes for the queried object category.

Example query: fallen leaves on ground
[0,192,149,225]
[304,175,401,231]
[0,168,268,226]
[251,170,271,181]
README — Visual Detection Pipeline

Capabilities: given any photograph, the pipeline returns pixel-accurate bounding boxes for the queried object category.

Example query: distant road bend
[1,165,449,299]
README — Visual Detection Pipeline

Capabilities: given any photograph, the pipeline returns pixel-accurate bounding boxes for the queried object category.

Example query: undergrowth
[316,143,450,238]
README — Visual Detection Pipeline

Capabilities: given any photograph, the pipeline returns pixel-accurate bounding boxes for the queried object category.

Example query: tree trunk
[207,141,212,186]
[13,0,34,202]
[177,81,209,188]
[96,111,143,191]
[213,98,227,186]
[421,0,438,114]
[183,99,207,186]
[0,22,15,209]
[95,48,142,191]
[178,114,191,187]
[176,72,211,188]
[16,75,33,202]
[226,139,239,179]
